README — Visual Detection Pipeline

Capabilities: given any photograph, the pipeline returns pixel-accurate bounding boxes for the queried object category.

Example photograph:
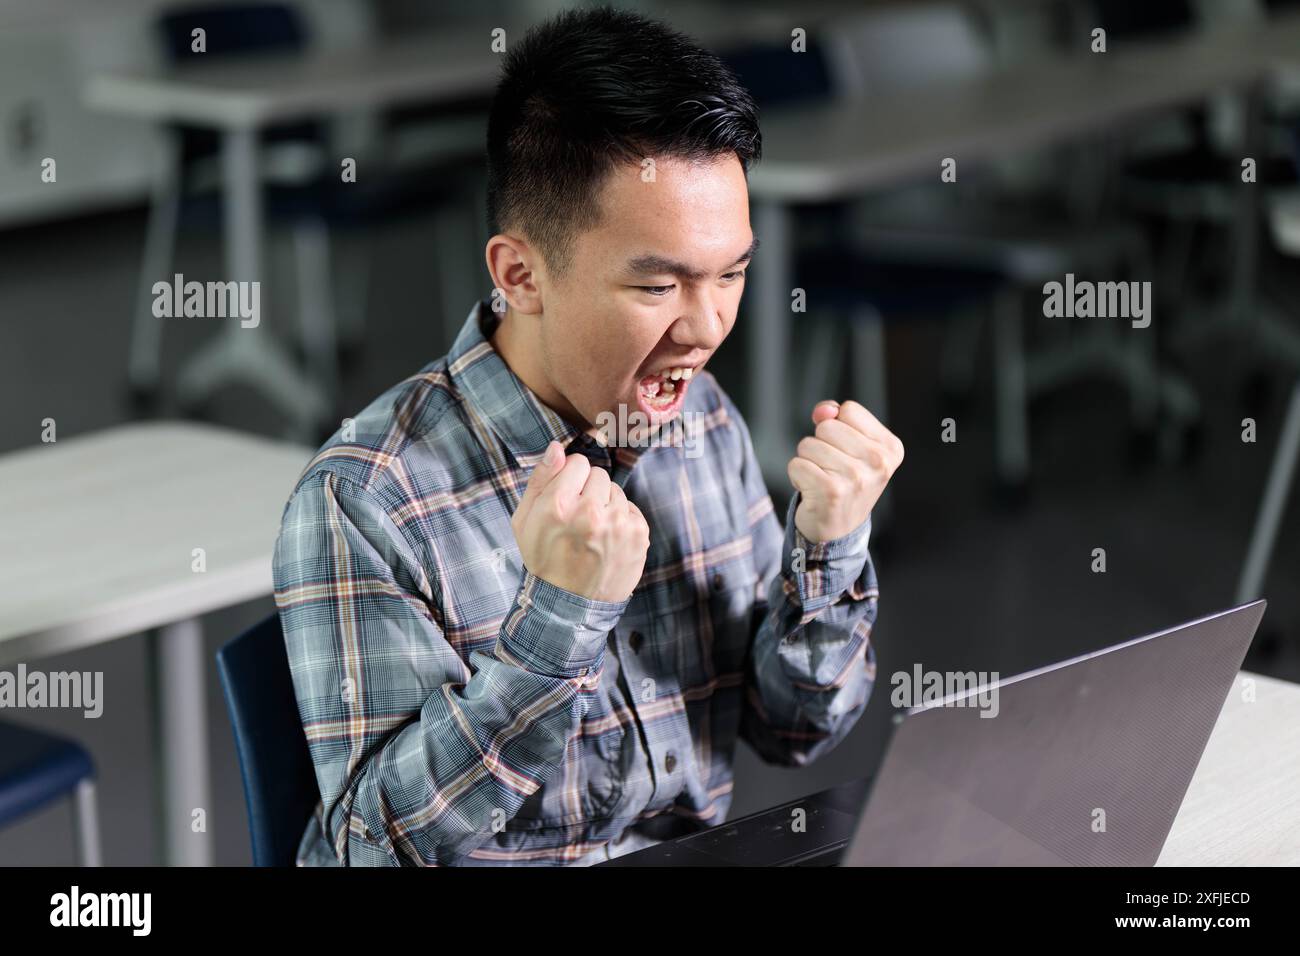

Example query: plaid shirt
[272,298,880,866]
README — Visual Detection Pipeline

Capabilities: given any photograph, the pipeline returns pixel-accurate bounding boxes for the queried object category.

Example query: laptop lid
[842,600,1267,866]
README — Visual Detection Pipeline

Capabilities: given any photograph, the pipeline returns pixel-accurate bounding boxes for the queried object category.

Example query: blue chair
[216,613,319,867]
[0,720,101,865]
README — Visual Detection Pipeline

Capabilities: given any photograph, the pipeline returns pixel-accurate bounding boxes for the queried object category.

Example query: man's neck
[490,307,596,438]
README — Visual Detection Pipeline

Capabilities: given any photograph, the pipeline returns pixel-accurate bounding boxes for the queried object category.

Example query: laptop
[603,600,1266,866]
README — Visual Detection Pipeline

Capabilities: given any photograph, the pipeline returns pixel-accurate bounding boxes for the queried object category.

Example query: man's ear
[485,233,544,315]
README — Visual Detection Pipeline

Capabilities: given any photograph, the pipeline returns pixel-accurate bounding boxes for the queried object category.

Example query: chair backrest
[158,2,308,62]
[216,612,320,867]
[1091,0,1195,38]
[716,39,835,110]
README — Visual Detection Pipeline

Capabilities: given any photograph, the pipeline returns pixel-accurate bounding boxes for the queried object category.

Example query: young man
[273,6,903,867]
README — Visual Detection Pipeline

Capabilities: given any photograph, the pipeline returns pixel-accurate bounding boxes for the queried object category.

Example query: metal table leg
[173,127,331,437]
[749,199,795,482]
[1236,381,1300,604]
[148,618,214,866]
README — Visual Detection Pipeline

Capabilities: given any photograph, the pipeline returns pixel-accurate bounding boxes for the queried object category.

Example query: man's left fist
[788,399,904,544]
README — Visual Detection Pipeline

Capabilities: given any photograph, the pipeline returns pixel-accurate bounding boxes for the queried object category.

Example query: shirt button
[664,752,677,774]
[711,572,726,592]
[628,630,644,654]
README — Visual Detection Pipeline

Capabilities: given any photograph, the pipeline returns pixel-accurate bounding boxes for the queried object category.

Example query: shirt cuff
[781,492,873,615]
[496,569,629,678]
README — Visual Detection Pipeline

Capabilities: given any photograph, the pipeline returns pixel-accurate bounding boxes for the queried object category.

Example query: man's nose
[670,287,728,351]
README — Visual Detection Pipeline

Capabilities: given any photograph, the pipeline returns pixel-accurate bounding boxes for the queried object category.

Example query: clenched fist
[789,400,905,543]
[511,440,651,602]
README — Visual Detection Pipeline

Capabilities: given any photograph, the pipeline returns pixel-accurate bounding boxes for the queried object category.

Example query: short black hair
[486,6,762,279]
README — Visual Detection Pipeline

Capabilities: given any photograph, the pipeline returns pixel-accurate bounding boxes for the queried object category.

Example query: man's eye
[722,271,746,282]
[638,285,675,297]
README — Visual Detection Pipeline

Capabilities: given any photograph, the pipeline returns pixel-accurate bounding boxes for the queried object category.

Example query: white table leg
[749,199,794,481]
[173,126,331,436]
[129,132,182,395]
[1228,79,1264,324]
[1237,381,1300,604]
[72,779,103,867]
[149,618,214,866]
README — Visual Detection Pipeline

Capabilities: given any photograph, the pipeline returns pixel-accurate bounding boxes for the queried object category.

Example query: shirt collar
[446,299,656,475]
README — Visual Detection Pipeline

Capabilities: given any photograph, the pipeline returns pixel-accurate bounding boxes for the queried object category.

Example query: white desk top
[748,14,1300,203]
[1159,670,1300,866]
[80,9,853,131]
[0,422,311,664]
[85,30,508,129]
[84,13,1300,194]
[750,46,1267,202]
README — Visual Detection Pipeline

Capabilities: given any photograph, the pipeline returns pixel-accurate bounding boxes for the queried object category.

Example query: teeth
[670,369,682,380]
[662,380,676,393]
[682,367,693,379]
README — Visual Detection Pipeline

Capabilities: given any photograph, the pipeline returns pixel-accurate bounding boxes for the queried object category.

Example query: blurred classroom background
[2,0,1300,865]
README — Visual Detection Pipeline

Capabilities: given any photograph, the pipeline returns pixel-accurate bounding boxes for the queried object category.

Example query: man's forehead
[580,154,752,274]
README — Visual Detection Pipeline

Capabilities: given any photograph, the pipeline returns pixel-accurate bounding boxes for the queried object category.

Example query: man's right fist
[510,440,651,603]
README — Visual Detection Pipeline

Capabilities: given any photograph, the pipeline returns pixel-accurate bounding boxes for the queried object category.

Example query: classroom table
[0,422,311,866]
[745,14,1300,482]
[1156,670,1300,865]
[84,29,511,438]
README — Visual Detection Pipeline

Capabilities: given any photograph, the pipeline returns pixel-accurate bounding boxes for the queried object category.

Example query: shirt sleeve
[272,469,628,866]
[724,400,880,768]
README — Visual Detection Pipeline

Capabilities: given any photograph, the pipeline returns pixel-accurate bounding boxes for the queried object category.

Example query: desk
[1156,670,1300,865]
[745,15,1300,480]
[0,422,311,865]
[606,671,1300,866]
[84,29,512,436]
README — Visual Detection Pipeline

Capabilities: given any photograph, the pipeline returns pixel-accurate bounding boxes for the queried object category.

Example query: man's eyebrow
[623,237,760,281]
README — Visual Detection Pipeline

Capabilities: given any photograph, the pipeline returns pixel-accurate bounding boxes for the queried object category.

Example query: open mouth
[636,364,696,419]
